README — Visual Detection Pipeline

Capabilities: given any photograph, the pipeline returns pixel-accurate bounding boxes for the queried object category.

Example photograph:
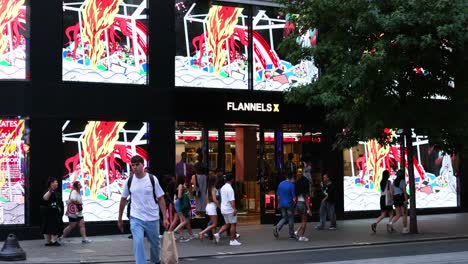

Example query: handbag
[65,200,79,217]
[385,181,394,206]
[161,231,179,264]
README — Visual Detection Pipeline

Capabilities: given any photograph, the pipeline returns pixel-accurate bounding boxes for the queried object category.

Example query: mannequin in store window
[176,152,192,185]
[284,153,297,180]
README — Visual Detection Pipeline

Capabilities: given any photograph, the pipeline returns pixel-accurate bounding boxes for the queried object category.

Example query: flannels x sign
[227,102,280,113]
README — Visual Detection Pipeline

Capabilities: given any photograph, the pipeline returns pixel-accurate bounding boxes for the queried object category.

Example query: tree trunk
[404,128,418,234]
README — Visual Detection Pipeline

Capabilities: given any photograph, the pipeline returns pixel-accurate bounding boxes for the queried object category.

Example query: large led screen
[0,118,29,224]
[175,1,249,89]
[62,0,148,84]
[0,1,29,80]
[252,9,318,91]
[344,136,458,211]
[62,120,148,222]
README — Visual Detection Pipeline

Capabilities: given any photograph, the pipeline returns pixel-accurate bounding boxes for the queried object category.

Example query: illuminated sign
[226,102,279,112]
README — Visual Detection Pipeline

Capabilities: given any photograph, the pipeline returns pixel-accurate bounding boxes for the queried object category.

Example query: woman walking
[371,170,394,233]
[387,169,409,234]
[41,177,62,246]
[295,175,312,241]
[170,175,194,241]
[60,181,92,243]
[198,174,220,240]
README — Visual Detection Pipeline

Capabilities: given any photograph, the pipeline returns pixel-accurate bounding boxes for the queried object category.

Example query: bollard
[0,234,26,261]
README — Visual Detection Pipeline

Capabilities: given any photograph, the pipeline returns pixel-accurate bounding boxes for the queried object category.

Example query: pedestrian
[387,169,409,234]
[213,173,241,246]
[171,174,195,242]
[273,172,296,239]
[41,177,62,246]
[176,152,192,185]
[371,170,394,233]
[117,155,169,264]
[198,174,220,240]
[60,181,92,243]
[315,173,337,230]
[192,164,207,218]
[295,175,312,241]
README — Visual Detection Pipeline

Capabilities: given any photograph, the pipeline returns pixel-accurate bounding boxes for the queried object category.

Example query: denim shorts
[174,199,181,213]
[296,201,307,214]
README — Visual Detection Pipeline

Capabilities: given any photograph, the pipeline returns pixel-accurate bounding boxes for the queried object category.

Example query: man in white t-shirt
[118,155,169,264]
[213,173,241,246]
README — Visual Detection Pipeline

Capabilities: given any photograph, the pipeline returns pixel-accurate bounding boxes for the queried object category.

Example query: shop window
[62,120,148,222]
[343,133,459,211]
[175,1,249,89]
[0,117,29,224]
[0,1,29,80]
[62,0,148,84]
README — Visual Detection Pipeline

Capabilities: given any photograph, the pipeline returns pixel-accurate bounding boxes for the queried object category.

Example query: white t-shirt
[70,190,83,204]
[220,183,235,214]
[121,173,164,222]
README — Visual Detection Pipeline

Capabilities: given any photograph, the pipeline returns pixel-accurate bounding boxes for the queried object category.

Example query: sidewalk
[3,213,468,263]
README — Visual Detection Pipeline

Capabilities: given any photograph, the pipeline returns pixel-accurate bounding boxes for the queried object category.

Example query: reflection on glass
[0,1,28,80]
[343,134,459,211]
[0,118,29,224]
[62,0,148,84]
[62,120,148,222]
[175,2,249,89]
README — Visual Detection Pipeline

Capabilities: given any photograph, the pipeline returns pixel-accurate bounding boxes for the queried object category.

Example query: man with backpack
[118,155,169,264]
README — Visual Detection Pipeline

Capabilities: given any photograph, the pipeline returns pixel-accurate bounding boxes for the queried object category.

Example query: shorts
[379,195,393,211]
[68,216,84,222]
[174,199,181,213]
[222,213,237,224]
[296,201,307,215]
[393,194,405,207]
[206,202,217,216]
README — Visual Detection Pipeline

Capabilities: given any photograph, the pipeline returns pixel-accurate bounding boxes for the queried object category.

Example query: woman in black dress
[41,177,62,246]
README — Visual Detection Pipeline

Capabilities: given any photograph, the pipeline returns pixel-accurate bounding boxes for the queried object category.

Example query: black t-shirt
[324,182,337,203]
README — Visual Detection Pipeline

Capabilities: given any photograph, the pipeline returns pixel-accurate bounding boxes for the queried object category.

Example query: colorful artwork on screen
[62,0,148,84]
[62,120,148,222]
[344,135,458,211]
[0,1,28,80]
[0,119,28,224]
[175,1,318,91]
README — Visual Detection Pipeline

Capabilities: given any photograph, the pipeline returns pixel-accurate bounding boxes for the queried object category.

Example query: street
[180,238,468,264]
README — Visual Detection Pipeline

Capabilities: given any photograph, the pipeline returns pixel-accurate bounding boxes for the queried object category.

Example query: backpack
[385,181,394,206]
[179,191,191,214]
[127,174,158,218]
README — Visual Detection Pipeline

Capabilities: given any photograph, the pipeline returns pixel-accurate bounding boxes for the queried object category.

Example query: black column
[202,125,209,169]
[149,120,175,177]
[217,124,225,172]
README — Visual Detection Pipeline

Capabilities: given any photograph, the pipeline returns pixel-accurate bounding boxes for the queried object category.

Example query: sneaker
[236,233,240,239]
[229,239,242,246]
[371,223,377,233]
[179,237,191,243]
[401,227,409,234]
[328,227,337,230]
[214,233,220,244]
[298,236,309,242]
[273,227,279,239]
[294,230,298,236]
[315,225,324,230]
[187,233,196,241]
[289,235,297,239]
[387,223,394,233]
[50,241,61,246]
[82,239,92,244]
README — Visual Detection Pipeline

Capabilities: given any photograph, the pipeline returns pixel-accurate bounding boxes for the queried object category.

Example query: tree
[277,0,468,233]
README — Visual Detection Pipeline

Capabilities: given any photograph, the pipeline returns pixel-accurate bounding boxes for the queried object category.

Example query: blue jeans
[130,217,160,264]
[319,201,336,228]
[276,207,295,236]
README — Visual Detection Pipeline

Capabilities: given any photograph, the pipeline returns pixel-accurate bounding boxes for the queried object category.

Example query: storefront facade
[0,0,466,239]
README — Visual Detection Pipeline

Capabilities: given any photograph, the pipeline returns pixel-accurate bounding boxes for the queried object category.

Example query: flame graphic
[366,140,390,191]
[206,5,243,75]
[81,121,125,200]
[0,0,24,57]
[0,119,24,190]
[82,0,123,68]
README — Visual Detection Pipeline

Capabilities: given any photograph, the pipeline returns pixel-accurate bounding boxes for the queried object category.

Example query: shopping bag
[161,231,178,264]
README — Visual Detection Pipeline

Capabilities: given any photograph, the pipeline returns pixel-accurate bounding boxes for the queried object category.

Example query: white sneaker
[214,233,220,244]
[402,227,409,234]
[298,236,309,242]
[229,239,242,246]
[236,233,240,239]
[294,231,298,236]
[82,239,92,244]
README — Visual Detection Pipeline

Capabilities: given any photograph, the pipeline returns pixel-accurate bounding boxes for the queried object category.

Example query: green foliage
[278,0,468,151]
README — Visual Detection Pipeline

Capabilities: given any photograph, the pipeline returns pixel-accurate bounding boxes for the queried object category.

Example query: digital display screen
[175,1,249,89]
[62,120,148,222]
[0,118,29,224]
[252,8,318,91]
[344,137,458,211]
[62,0,148,84]
[0,1,28,80]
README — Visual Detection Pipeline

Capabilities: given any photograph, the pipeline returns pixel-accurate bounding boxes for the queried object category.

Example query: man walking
[316,173,337,230]
[214,173,241,246]
[273,173,296,239]
[118,155,169,264]
[176,152,192,185]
